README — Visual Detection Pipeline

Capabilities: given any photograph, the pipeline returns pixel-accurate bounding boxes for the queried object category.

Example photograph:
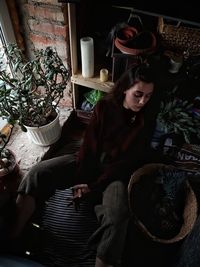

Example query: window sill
[7,108,73,176]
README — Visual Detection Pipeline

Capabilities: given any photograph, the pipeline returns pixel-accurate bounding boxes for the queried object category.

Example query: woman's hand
[71,184,90,198]
[67,184,90,210]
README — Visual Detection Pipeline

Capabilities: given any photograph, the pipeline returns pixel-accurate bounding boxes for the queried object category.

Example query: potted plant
[0,43,70,146]
[152,88,200,152]
[0,124,21,194]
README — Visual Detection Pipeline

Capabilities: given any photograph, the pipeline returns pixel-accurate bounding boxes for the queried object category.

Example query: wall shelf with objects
[71,72,113,93]
[67,1,160,113]
[67,2,115,114]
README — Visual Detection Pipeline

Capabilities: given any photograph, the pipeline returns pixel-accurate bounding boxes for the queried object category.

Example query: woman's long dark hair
[106,63,157,106]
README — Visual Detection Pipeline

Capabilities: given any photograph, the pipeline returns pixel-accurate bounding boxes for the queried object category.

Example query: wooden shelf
[68,3,114,109]
[71,72,114,93]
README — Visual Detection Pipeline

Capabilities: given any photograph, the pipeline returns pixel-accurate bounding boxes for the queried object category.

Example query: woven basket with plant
[128,163,198,244]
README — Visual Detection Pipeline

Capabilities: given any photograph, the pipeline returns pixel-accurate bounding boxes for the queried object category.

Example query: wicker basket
[158,17,200,56]
[128,163,198,244]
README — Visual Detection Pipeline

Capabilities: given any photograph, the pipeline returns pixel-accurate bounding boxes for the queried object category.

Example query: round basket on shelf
[128,163,198,244]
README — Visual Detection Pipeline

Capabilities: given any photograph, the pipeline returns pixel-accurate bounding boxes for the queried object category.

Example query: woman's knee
[96,181,129,223]
[18,155,76,196]
[103,181,128,207]
[28,160,48,177]
[17,162,49,197]
[20,160,51,187]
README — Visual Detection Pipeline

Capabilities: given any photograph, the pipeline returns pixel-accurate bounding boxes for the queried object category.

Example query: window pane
[0,0,16,131]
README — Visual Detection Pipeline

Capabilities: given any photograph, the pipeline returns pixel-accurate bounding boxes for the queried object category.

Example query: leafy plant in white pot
[0,44,70,146]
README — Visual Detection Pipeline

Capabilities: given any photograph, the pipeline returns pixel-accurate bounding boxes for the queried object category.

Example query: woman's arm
[75,100,105,180]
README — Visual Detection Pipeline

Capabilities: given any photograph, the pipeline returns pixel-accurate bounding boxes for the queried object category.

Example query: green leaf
[20,124,27,132]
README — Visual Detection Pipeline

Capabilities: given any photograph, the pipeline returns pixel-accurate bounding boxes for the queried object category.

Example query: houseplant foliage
[156,88,200,144]
[0,43,70,130]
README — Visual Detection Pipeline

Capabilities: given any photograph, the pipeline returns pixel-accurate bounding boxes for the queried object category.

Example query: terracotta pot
[0,149,21,194]
[116,26,138,44]
[115,31,157,55]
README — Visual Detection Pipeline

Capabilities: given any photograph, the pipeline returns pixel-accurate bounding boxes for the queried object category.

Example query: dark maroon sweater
[75,98,157,192]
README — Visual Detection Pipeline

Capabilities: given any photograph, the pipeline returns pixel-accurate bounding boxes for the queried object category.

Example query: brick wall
[15,0,72,107]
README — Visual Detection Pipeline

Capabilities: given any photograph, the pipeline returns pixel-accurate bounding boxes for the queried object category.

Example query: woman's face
[123,81,154,112]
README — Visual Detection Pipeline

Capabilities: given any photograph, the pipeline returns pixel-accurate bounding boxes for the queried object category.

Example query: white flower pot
[25,110,61,146]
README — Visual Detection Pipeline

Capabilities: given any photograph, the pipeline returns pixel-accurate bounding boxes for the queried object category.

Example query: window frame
[0,0,16,44]
[0,0,16,130]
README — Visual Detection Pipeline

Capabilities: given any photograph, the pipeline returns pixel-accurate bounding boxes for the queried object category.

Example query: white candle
[80,37,94,78]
